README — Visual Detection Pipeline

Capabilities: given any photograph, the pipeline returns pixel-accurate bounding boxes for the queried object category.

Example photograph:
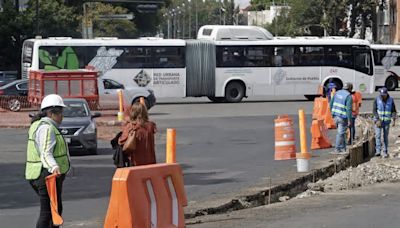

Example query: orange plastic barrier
[312,97,336,129]
[45,174,63,226]
[312,97,326,120]
[104,163,187,228]
[311,119,332,150]
[274,115,296,160]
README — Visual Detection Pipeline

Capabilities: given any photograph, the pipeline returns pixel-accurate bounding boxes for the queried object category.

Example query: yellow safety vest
[25,119,70,180]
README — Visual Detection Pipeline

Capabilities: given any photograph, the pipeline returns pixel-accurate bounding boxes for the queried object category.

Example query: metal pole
[195,0,198,37]
[188,2,191,38]
[167,13,171,39]
[36,0,39,35]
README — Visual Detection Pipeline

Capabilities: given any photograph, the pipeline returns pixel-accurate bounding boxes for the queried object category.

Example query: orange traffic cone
[274,115,297,160]
[45,174,63,226]
[323,104,336,129]
[312,97,326,120]
[311,119,332,150]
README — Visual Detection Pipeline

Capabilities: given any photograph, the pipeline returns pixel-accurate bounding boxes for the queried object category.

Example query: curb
[185,114,375,220]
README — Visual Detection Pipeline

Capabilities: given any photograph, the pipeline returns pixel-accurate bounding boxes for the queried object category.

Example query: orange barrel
[274,115,297,160]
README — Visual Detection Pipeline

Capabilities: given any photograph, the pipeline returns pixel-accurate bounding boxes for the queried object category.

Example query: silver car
[59,98,101,155]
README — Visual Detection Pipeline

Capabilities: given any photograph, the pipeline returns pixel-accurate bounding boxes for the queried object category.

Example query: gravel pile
[297,117,400,199]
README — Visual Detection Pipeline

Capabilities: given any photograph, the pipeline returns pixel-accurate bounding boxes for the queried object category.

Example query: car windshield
[63,101,89,117]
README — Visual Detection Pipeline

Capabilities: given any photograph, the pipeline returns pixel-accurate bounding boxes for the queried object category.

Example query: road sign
[98,14,134,20]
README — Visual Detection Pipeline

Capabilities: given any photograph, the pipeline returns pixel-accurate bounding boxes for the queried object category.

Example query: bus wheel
[385,76,398,91]
[207,96,226,103]
[225,81,245,103]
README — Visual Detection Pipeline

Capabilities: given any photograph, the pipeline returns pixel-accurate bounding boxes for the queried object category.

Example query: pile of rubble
[296,121,400,199]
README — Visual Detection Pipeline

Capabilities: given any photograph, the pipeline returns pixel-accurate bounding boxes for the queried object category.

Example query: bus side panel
[152,68,186,98]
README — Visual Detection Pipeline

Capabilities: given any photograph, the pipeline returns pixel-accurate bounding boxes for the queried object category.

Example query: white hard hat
[40,94,67,110]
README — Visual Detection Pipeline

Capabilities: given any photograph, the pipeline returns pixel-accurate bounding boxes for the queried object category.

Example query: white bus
[210,37,374,102]
[371,44,400,91]
[21,34,375,103]
[21,37,188,103]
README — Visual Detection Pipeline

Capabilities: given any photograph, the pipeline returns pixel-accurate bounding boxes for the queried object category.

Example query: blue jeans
[348,117,356,145]
[375,124,390,155]
[334,116,348,151]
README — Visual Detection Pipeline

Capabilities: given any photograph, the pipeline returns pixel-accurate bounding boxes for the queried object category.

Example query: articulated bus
[371,44,400,91]
[211,37,374,102]
[21,33,375,103]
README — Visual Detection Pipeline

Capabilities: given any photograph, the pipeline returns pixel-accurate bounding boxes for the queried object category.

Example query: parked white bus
[21,32,375,103]
[371,44,400,91]
[210,37,375,102]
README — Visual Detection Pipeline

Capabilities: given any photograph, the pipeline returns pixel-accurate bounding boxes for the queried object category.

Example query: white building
[247,5,289,26]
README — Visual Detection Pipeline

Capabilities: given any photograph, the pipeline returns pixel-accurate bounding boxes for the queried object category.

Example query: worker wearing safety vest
[373,87,397,158]
[25,94,70,228]
[330,83,353,154]
[349,84,362,145]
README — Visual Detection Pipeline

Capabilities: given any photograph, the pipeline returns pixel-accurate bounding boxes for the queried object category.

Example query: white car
[98,78,156,110]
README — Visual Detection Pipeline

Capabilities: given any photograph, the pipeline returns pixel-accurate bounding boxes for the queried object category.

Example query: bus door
[353,47,373,93]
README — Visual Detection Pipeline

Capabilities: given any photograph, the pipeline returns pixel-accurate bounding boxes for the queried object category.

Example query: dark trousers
[29,169,65,228]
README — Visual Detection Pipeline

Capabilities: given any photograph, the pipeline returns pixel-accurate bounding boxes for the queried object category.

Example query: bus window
[217,46,245,67]
[274,47,295,66]
[39,46,85,70]
[153,46,185,68]
[354,51,373,75]
[243,46,268,67]
[298,46,324,66]
[114,46,152,68]
[325,46,353,68]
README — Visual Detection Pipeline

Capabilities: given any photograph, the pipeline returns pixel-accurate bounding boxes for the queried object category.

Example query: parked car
[59,98,101,155]
[0,71,18,87]
[0,79,30,111]
[99,78,156,110]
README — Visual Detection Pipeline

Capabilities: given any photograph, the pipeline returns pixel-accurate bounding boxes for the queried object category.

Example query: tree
[83,3,137,38]
[0,0,25,70]
[24,0,80,37]
[347,0,378,40]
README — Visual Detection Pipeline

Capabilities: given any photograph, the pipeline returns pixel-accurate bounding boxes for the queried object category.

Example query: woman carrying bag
[118,102,157,166]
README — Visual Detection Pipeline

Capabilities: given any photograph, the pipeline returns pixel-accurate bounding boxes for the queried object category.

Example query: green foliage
[24,0,80,37]
[84,3,137,38]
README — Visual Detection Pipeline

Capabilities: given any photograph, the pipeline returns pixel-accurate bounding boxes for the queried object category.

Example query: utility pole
[195,0,198,37]
[35,0,39,35]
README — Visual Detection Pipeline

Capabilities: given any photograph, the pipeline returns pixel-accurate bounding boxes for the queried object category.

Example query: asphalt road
[0,92,399,227]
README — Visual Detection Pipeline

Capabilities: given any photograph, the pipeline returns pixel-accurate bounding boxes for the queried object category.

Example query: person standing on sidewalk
[25,94,70,228]
[373,87,397,158]
[330,83,353,154]
[348,85,362,145]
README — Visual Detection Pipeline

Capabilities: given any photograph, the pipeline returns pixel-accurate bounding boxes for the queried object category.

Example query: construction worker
[25,94,70,228]
[373,87,397,158]
[330,82,353,154]
[348,84,362,145]
[326,79,337,102]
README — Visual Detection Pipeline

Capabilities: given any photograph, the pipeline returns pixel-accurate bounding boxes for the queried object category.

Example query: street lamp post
[188,0,191,39]
[35,0,39,35]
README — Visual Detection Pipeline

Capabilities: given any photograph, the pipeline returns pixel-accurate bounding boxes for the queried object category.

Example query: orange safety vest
[352,91,362,117]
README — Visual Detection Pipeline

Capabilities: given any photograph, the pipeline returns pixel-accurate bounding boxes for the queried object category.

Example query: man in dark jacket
[373,87,397,158]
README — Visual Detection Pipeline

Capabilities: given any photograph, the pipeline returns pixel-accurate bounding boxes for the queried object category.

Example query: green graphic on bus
[39,47,79,70]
